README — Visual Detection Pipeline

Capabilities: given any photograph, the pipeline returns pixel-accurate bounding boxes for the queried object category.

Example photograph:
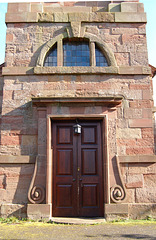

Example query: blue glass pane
[44,43,57,66]
[95,44,108,67]
[63,40,90,66]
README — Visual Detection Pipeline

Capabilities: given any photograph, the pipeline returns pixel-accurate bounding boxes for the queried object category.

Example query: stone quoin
[0,1,156,220]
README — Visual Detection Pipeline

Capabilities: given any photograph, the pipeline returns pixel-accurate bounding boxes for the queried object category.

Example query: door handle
[72,179,76,182]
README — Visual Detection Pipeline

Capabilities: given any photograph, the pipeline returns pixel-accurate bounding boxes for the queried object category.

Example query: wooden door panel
[56,184,73,207]
[82,149,97,175]
[82,184,98,207]
[82,126,97,144]
[57,126,73,144]
[57,149,73,175]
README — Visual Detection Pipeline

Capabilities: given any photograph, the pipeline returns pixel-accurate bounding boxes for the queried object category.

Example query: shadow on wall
[0,100,39,217]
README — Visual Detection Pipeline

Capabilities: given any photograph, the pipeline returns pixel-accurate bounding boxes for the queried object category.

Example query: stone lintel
[2,66,151,76]
[0,155,36,164]
[34,66,119,75]
[119,155,156,164]
[5,12,147,23]
[105,204,128,214]
[27,204,52,220]
[32,97,123,108]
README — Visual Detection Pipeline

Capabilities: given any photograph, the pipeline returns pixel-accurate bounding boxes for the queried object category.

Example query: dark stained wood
[52,120,104,217]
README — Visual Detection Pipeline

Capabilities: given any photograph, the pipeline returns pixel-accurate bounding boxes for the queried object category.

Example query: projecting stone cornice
[5,12,147,24]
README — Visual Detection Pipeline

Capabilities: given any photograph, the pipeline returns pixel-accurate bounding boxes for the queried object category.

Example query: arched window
[63,39,90,66]
[43,38,109,67]
[44,43,57,67]
[95,44,108,67]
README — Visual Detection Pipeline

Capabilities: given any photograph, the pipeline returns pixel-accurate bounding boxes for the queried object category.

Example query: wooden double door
[52,120,104,217]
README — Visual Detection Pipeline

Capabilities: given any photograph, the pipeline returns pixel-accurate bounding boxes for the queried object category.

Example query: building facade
[0,1,156,220]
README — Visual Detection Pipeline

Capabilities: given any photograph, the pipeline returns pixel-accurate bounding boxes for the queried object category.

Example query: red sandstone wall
[0,1,155,218]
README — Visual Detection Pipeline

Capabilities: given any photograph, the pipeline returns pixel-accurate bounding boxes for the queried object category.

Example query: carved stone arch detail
[36,32,68,67]
[36,30,117,67]
[84,33,117,67]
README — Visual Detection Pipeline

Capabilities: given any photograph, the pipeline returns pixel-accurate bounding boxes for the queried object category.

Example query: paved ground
[0,222,156,240]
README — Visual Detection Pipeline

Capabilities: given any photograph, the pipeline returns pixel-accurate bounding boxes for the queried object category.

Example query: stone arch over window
[36,32,117,68]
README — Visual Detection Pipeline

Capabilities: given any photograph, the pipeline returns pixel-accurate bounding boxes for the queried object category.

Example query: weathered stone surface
[129,119,153,128]
[119,155,156,163]
[125,174,144,189]
[0,155,35,164]
[115,12,147,23]
[129,203,156,219]
[38,13,54,22]
[27,204,51,220]
[68,12,89,22]
[2,67,34,76]
[54,12,68,22]
[109,4,121,13]
[117,128,141,139]
[1,204,27,218]
[70,21,81,37]
[144,174,156,188]
[136,188,156,203]
[121,3,138,13]
[89,12,115,22]
[105,204,128,214]
[6,13,38,23]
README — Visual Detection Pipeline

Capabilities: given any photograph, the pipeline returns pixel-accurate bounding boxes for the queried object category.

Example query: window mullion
[90,42,96,67]
[57,39,63,66]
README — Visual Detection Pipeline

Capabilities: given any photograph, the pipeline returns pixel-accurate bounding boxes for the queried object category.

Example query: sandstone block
[89,12,114,22]
[136,188,156,203]
[1,204,27,218]
[6,13,38,23]
[116,128,141,139]
[111,27,138,35]
[121,3,138,12]
[119,155,156,164]
[143,90,152,100]
[125,174,143,189]
[129,203,156,219]
[31,3,43,13]
[22,135,37,146]
[0,155,35,164]
[105,204,128,214]
[126,147,154,155]
[38,13,54,22]
[2,67,34,76]
[68,12,89,22]
[27,204,51,220]
[144,174,156,188]
[18,3,30,12]
[115,12,147,23]
[54,13,68,22]
[6,34,14,43]
[124,108,142,119]
[108,3,121,13]
[129,119,153,128]
[7,3,19,13]
[137,3,144,13]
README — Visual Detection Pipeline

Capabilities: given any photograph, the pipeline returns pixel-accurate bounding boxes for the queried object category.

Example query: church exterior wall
[0,1,156,220]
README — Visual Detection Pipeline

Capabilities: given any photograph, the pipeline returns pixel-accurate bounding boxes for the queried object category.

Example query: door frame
[46,114,109,217]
